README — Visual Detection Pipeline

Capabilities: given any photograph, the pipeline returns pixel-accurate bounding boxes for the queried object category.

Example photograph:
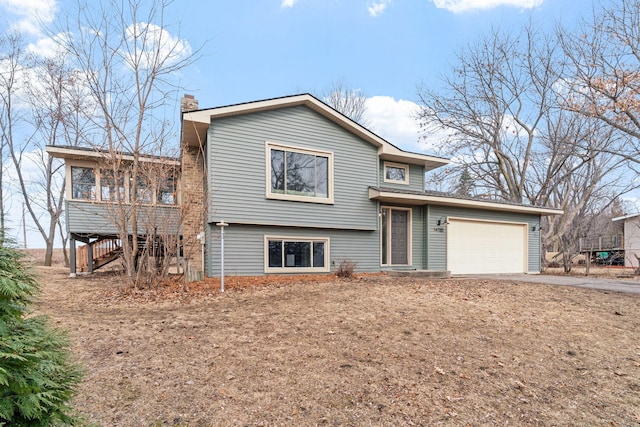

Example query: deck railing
[77,238,121,271]
[578,234,624,252]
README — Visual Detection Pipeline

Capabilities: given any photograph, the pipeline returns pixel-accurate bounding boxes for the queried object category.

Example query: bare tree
[0,30,89,266]
[26,53,93,267]
[57,0,198,287]
[419,24,566,204]
[560,0,640,168]
[319,80,370,127]
[0,33,21,239]
[417,23,632,268]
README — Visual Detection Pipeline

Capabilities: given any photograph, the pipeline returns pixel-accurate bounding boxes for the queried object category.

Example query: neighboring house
[49,93,562,278]
[612,214,640,268]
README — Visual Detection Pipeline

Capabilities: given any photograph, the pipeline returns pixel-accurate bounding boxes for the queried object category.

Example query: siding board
[66,200,180,235]
[206,224,379,277]
[379,161,425,192]
[207,106,379,230]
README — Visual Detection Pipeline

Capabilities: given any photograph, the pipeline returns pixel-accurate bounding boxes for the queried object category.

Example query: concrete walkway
[467,274,640,295]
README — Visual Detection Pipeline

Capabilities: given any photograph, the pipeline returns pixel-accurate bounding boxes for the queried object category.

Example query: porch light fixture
[531,223,540,232]
[437,216,450,226]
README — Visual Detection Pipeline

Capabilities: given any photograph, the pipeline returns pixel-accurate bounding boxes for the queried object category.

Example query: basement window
[265,236,330,273]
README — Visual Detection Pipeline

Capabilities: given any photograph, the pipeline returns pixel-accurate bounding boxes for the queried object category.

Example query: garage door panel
[447,219,527,274]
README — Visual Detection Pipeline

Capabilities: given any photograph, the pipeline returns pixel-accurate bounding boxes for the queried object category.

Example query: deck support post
[69,236,77,277]
[87,241,94,274]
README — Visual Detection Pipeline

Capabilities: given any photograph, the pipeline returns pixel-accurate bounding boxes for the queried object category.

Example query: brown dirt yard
[32,264,640,427]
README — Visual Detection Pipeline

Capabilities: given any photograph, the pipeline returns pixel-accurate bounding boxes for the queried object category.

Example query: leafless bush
[335,259,357,279]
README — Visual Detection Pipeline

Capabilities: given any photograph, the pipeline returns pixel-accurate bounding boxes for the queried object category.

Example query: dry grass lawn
[30,262,640,426]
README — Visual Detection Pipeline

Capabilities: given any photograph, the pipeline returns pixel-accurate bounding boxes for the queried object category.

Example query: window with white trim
[383,162,409,185]
[158,173,178,205]
[71,166,96,200]
[100,169,126,202]
[267,143,333,203]
[265,236,330,273]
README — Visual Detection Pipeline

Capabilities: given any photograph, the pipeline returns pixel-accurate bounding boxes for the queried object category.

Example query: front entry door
[381,207,410,266]
[391,210,408,264]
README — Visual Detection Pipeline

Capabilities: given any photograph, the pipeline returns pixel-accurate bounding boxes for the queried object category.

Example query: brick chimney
[180,93,205,280]
[180,94,199,112]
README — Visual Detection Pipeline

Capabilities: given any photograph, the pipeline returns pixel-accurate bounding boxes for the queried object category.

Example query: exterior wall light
[437,216,450,226]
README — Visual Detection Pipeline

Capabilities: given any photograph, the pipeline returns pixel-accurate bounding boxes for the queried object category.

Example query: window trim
[264,235,331,273]
[265,142,334,204]
[99,168,126,203]
[66,161,180,206]
[380,206,413,267]
[69,164,97,201]
[383,161,410,185]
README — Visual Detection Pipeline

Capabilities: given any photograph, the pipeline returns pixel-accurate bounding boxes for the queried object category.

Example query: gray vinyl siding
[66,200,180,235]
[206,224,379,277]
[412,206,424,269]
[426,205,541,273]
[207,106,378,230]
[379,161,425,192]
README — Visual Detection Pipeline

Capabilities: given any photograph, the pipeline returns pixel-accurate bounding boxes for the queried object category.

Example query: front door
[381,207,411,266]
[391,209,408,264]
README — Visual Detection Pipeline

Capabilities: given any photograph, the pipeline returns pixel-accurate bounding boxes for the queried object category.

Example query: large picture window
[267,143,333,203]
[265,236,330,273]
[71,166,96,200]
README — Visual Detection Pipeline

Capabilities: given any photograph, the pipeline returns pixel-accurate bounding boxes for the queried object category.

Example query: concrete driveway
[468,274,640,295]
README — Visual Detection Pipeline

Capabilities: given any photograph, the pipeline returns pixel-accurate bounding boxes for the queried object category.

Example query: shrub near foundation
[335,259,357,278]
[0,239,82,426]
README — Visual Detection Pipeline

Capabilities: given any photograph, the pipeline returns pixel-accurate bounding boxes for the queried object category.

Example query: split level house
[47,93,563,279]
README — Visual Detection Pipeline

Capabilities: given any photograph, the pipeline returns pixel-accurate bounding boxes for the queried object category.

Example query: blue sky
[0,0,603,247]
[184,0,586,108]
[173,0,589,151]
[1,0,593,151]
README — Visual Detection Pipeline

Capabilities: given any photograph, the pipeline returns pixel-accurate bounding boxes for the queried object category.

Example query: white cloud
[26,32,70,59]
[0,0,57,35]
[363,96,435,153]
[430,0,543,13]
[368,0,392,17]
[125,22,192,70]
[281,0,297,8]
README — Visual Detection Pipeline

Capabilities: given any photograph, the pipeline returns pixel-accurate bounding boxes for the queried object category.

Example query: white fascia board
[369,188,564,216]
[45,146,180,166]
[612,213,640,222]
[378,144,449,170]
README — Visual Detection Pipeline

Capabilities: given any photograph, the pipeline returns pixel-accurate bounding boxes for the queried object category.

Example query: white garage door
[447,219,527,274]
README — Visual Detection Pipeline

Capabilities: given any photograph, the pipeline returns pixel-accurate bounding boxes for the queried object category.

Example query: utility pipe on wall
[216,221,228,292]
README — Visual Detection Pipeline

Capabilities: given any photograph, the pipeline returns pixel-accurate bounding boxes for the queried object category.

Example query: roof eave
[369,188,563,215]
[45,146,180,166]
[612,213,640,222]
[181,94,450,169]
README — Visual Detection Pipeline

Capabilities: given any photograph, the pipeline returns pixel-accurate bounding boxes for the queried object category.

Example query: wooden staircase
[78,238,122,272]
